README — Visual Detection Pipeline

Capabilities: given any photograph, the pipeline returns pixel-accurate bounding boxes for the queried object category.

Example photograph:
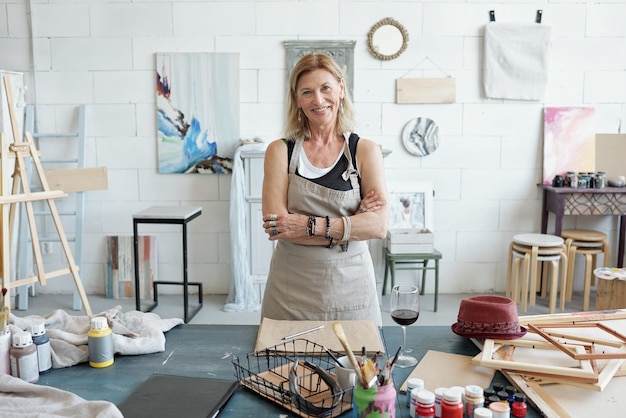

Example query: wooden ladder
[1,75,92,316]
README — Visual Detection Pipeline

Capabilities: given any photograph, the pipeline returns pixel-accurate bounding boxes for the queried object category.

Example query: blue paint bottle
[28,321,52,374]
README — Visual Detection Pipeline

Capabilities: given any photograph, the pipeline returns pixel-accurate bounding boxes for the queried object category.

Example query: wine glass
[390,284,420,368]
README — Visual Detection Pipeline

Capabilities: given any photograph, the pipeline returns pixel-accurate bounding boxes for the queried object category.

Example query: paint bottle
[434,387,447,418]
[463,385,484,418]
[489,400,510,418]
[0,325,11,374]
[496,391,509,405]
[441,388,464,418]
[416,389,436,418]
[511,393,527,418]
[28,321,52,374]
[88,317,114,368]
[504,386,516,406]
[9,331,39,383]
[407,377,425,412]
[473,407,493,418]
[483,388,496,407]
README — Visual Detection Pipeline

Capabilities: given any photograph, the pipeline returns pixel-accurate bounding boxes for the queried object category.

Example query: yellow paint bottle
[88,317,114,368]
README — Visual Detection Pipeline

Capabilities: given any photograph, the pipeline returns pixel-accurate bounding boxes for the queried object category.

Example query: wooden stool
[561,229,610,310]
[382,248,442,312]
[506,233,567,313]
[561,229,610,311]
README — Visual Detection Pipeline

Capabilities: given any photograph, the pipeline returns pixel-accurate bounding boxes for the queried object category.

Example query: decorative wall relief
[284,40,356,99]
[401,117,440,157]
[542,107,595,185]
[156,53,239,174]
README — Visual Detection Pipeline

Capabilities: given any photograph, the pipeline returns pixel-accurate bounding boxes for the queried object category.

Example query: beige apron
[261,134,382,326]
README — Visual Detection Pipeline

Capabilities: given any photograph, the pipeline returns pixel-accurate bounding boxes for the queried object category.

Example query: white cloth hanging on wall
[223,142,266,313]
[483,22,552,100]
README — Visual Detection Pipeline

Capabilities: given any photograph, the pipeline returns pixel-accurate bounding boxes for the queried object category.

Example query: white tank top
[298,146,343,179]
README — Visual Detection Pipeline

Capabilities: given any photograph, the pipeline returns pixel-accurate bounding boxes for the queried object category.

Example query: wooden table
[36,325,542,418]
[540,185,626,267]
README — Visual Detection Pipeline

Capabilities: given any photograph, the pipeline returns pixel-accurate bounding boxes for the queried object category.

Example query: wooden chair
[382,248,442,312]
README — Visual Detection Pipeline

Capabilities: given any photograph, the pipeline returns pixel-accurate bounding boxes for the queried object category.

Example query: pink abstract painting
[543,107,595,185]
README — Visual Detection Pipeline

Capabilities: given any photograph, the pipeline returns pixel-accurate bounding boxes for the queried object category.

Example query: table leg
[619,215,625,268]
[182,221,189,323]
[541,189,548,233]
[133,220,140,311]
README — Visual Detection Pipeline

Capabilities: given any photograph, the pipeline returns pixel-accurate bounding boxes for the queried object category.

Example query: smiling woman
[259,52,389,326]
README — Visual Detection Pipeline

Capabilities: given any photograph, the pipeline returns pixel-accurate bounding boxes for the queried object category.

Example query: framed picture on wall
[284,40,356,99]
[387,181,434,233]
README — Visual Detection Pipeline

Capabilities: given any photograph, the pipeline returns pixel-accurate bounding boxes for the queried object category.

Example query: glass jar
[353,383,396,417]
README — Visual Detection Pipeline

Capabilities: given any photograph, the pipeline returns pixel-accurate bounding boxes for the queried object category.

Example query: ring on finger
[269,214,278,221]
[359,204,367,213]
[271,227,278,236]
[269,220,277,227]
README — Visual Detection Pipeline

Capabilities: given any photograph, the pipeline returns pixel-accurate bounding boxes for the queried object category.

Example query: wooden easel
[1,75,92,316]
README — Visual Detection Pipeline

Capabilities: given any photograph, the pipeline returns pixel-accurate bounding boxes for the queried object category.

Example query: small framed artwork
[387,181,434,232]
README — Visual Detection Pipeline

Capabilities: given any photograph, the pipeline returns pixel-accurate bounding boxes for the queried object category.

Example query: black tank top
[285,133,360,191]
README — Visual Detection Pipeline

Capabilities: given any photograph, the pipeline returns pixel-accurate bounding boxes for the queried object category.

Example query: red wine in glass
[390,284,420,368]
[391,309,419,326]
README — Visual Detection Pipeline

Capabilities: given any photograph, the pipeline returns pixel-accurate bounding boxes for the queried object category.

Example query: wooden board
[45,166,108,192]
[396,78,456,104]
[106,235,156,299]
[399,350,494,393]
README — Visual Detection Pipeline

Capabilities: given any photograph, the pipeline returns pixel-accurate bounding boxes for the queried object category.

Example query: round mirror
[402,117,440,157]
[367,18,409,61]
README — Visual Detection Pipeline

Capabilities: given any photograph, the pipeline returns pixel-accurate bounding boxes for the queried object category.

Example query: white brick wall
[1,1,624,297]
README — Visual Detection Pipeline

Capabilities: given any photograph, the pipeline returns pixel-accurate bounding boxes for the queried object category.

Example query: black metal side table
[133,206,203,323]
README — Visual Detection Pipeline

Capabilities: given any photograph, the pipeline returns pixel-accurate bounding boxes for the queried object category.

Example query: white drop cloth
[9,306,183,368]
[483,22,552,100]
[0,374,123,417]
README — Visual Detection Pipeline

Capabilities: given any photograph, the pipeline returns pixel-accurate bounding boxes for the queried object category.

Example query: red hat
[451,295,527,340]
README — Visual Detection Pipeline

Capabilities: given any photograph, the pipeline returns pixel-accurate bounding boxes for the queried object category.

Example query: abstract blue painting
[156,53,239,174]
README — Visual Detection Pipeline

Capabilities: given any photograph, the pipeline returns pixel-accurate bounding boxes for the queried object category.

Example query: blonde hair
[285,53,355,140]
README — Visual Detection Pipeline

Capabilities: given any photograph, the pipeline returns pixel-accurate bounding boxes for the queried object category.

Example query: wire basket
[232,338,353,417]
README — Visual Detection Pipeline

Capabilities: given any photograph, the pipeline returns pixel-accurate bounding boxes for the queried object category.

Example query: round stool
[506,233,567,313]
[561,229,610,311]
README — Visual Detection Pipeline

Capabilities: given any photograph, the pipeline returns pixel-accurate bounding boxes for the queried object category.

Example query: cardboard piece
[255,318,384,355]
[399,350,494,393]
[595,133,626,180]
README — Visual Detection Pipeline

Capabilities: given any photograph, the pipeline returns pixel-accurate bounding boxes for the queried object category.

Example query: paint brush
[332,322,368,388]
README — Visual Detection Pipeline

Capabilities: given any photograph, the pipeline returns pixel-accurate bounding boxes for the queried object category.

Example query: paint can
[88,317,114,368]
[28,321,52,374]
[10,331,39,383]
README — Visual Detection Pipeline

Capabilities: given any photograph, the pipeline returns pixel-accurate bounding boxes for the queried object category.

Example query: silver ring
[271,227,278,236]
[269,214,278,221]
[269,220,277,227]
[359,205,367,213]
